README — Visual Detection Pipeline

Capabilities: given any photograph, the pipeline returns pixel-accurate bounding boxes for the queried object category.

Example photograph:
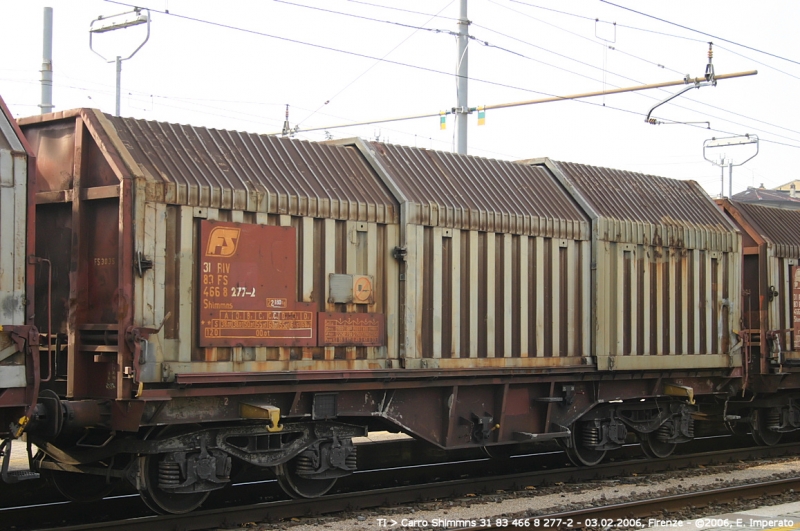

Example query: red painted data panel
[317,313,385,347]
[198,220,315,347]
[794,266,800,351]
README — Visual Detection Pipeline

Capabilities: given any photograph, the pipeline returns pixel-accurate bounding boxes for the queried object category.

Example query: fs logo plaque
[206,227,241,257]
[198,220,316,348]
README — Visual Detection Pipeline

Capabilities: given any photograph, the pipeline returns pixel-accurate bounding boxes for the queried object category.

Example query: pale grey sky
[2,0,797,195]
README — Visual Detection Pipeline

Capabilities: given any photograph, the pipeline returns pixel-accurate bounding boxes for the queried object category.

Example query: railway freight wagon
[715,199,800,444]
[0,106,789,514]
[0,96,37,485]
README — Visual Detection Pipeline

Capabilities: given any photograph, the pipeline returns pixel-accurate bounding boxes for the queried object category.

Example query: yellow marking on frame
[664,384,695,405]
[240,403,283,432]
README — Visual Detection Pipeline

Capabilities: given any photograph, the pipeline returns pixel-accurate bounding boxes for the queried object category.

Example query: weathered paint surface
[18,111,403,382]
[105,115,398,222]
[353,142,592,367]
[318,312,385,347]
[719,200,800,367]
[532,160,742,371]
[0,96,32,390]
[14,109,759,394]
[0,98,29,328]
[198,220,317,347]
[793,266,800,351]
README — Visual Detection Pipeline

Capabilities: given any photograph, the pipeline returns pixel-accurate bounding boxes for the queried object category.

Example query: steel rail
[463,477,800,530]
[22,442,800,531]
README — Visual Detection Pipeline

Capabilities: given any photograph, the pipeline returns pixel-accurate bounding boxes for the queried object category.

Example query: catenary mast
[455,0,469,155]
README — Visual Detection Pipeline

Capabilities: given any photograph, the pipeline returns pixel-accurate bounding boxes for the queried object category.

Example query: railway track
[6,438,800,531]
[462,477,800,530]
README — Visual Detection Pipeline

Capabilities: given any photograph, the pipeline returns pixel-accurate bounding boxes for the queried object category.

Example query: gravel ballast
[222,457,800,531]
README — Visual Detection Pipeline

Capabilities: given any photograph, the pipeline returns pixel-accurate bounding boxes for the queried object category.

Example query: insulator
[767,409,782,430]
[582,426,601,447]
[158,460,181,489]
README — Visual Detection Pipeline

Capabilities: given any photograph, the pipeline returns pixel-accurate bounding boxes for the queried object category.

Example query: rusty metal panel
[0,97,29,327]
[403,224,589,366]
[318,312,385,347]
[595,241,742,370]
[720,200,800,357]
[0,96,31,389]
[366,142,589,239]
[198,220,316,347]
[18,121,75,193]
[793,266,800,350]
[103,115,398,222]
[85,200,120,323]
[534,160,743,371]
[730,201,800,258]
[156,210,398,375]
[550,161,737,251]
[19,110,403,379]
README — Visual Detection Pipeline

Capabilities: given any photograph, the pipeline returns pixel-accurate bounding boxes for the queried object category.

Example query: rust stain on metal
[101,115,398,221]
[794,266,800,351]
[199,220,316,347]
[318,312,385,347]
[554,161,732,230]
[368,142,589,238]
[731,201,800,257]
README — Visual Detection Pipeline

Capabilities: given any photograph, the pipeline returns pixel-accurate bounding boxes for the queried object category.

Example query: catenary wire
[292,0,455,127]
[504,0,800,83]
[599,0,800,66]
[259,0,800,142]
[508,0,707,43]
[97,1,800,141]
[345,0,460,21]
[98,1,800,149]
[270,0,702,112]
[102,1,564,101]
[714,44,800,82]
[483,0,800,141]
[486,0,694,74]
[5,71,518,159]
[274,0,457,37]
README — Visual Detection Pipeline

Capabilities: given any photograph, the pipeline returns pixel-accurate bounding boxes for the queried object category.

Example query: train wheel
[138,425,210,514]
[751,410,783,446]
[46,469,117,502]
[562,424,606,467]
[638,432,676,459]
[274,458,337,499]
[139,453,210,514]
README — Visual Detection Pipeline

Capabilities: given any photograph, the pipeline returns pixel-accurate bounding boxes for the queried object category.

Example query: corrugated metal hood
[360,142,589,240]
[731,201,800,257]
[84,112,398,222]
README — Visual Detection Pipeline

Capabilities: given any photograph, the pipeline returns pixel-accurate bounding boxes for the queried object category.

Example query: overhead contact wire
[101,1,800,148]
[103,1,560,99]
[599,0,800,66]
[486,0,800,142]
